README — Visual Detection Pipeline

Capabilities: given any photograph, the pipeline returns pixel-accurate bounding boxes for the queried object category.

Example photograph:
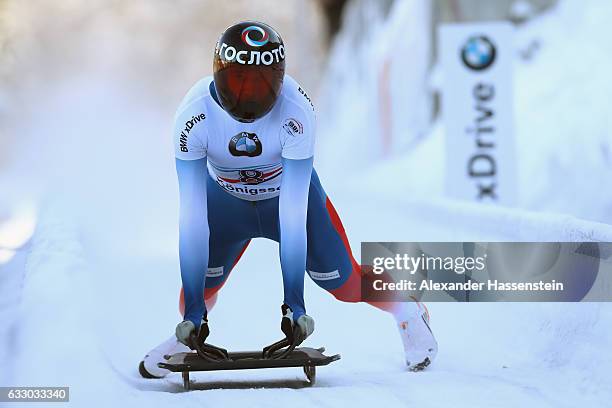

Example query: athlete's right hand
[175,318,228,361]
[292,314,315,346]
[279,304,314,346]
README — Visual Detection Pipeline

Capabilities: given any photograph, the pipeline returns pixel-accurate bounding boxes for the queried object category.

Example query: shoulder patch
[178,113,206,152]
[283,118,304,137]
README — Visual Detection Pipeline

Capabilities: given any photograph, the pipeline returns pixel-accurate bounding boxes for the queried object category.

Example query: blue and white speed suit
[174,75,363,329]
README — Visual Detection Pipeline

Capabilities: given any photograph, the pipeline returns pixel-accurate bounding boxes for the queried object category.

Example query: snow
[4,194,611,407]
[1,0,612,406]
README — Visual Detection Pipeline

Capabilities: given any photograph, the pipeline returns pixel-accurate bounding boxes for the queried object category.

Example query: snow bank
[5,202,113,404]
[319,0,612,225]
[401,198,612,242]
[513,0,612,223]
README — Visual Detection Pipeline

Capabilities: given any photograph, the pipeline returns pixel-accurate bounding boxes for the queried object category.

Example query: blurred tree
[0,0,8,167]
[316,0,398,43]
[0,0,7,75]
[316,0,349,41]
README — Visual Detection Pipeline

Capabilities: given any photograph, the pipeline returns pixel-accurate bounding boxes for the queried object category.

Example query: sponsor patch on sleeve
[283,118,304,137]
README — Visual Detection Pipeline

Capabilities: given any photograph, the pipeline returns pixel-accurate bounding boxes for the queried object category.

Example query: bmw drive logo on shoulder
[461,35,497,71]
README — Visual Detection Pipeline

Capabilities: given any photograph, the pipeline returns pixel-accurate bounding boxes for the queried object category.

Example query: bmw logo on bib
[461,35,497,71]
[229,132,263,157]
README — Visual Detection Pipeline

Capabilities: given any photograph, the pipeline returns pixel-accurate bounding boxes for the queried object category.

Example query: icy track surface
[3,196,611,408]
[1,0,611,406]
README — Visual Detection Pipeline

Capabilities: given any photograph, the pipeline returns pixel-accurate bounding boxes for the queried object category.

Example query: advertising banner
[439,22,517,205]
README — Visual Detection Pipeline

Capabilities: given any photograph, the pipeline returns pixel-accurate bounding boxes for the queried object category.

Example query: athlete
[140,21,437,377]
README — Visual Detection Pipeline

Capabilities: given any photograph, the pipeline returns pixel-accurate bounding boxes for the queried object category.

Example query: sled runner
[158,347,340,390]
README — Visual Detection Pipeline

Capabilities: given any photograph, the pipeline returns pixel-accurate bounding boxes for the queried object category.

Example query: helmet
[213,21,286,123]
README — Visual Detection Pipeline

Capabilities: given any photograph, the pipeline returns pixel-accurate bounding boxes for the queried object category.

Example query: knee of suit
[326,266,362,303]
[204,275,225,290]
[204,292,218,311]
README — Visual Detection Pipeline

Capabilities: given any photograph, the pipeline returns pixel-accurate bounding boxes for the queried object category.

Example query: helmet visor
[214,60,284,123]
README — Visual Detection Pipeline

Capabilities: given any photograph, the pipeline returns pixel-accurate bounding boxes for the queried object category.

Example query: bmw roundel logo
[461,35,497,71]
[229,132,262,157]
[241,25,269,47]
